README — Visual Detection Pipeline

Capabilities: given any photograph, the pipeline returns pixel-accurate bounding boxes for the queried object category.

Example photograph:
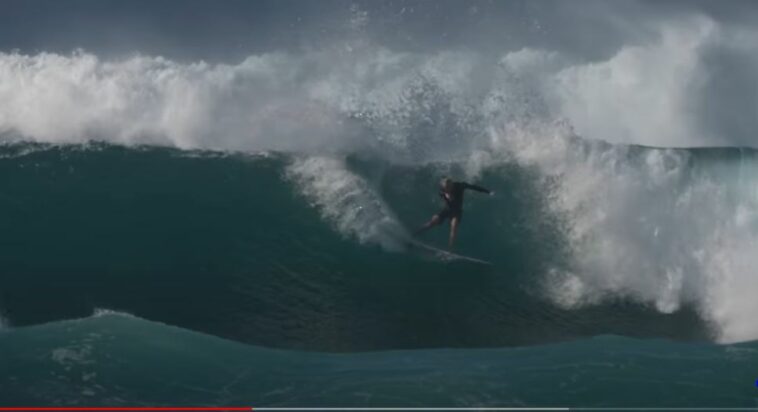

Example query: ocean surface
[2,312,756,407]
[2,142,758,407]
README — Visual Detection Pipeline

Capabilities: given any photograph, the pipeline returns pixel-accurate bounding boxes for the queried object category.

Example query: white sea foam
[486,119,758,343]
[286,156,405,250]
[92,308,135,319]
[1,15,755,150]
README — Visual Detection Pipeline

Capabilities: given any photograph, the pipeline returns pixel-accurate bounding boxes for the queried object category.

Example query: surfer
[414,177,493,249]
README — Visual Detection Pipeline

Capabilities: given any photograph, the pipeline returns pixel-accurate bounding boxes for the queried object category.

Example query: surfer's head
[440,177,453,192]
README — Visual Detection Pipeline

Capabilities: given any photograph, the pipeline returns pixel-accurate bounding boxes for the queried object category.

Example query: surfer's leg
[413,215,441,236]
[415,208,451,236]
[448,216,459,249]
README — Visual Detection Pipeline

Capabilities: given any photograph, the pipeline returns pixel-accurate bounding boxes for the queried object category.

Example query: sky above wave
[0,0,755,60]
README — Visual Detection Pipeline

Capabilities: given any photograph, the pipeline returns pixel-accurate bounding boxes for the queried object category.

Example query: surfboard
[407,240,492,265]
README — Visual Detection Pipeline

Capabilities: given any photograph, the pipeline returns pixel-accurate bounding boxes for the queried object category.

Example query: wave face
[1,312,757,407]
[5,141,758,350]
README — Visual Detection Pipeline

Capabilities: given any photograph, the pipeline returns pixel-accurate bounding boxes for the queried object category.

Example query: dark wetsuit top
[437,182,491,222]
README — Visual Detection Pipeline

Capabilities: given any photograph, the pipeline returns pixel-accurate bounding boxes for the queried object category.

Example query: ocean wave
[2,12,758,345]
[1,312,755,407]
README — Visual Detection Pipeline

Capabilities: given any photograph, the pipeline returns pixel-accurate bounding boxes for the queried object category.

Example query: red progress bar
[0,409,252,411]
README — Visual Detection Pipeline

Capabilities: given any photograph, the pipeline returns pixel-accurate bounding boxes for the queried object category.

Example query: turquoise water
[1,312,756,407]
[0,143,709,350]
[2,142,758,406]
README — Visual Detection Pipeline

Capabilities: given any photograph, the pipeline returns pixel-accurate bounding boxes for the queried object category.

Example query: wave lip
[4,12,758,152]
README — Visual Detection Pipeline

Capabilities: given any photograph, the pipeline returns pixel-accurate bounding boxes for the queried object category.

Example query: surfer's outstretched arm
[463,182,492,194]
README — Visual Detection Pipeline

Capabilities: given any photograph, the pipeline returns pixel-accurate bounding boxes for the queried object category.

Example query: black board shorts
[436,207,462,223]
